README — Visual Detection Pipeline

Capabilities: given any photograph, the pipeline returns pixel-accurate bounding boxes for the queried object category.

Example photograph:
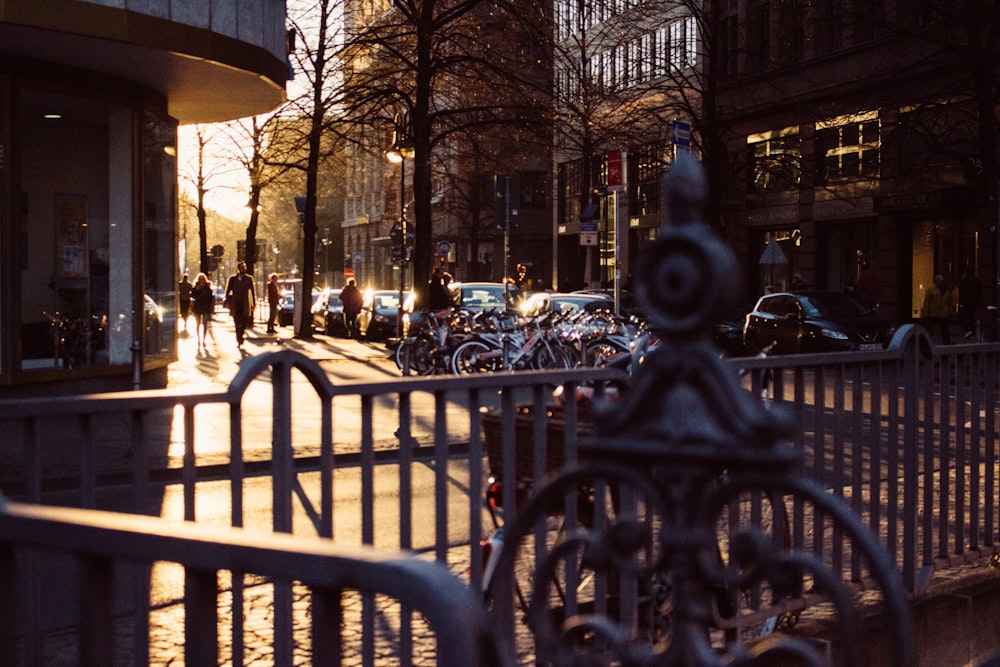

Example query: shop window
[16,88,137,371]
[816,112,879,185]
[143,109,178,358]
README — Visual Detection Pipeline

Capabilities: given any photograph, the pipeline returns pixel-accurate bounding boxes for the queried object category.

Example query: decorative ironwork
[489,154,915,665]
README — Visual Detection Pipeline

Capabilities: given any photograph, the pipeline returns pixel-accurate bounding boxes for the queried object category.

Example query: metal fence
[0,328,994,663]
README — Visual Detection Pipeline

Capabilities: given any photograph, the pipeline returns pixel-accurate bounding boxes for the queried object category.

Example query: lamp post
[387,116,415,340]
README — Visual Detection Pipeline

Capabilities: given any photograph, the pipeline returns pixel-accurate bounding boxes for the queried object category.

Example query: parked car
[743,290,896,355]
[448,281,519,312]
[211,285,224,308]
[277,290,295,327]
[311,288,346,336]
[519,292,616,318]
[357,289,402,340]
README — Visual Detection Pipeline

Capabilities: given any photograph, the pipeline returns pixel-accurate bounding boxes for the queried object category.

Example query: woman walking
[190,272,215,349]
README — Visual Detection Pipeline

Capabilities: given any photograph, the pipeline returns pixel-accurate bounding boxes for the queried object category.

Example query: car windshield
[800,293,869,318]
[374,294,399,310]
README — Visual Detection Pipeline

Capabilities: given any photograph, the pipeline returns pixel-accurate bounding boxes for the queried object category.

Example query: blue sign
[353,251,363,263]
[672,120,691,147]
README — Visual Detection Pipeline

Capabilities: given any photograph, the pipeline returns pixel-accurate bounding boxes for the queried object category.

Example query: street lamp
[387,115,415,339]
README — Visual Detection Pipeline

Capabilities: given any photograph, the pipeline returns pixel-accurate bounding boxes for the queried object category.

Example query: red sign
[606,151,622,188]
[344,268,355,280]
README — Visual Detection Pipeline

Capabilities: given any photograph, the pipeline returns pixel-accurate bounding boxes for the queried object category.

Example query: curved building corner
[0,0,288,395]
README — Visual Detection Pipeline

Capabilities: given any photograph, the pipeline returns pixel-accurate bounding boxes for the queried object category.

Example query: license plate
[858,343,882,351]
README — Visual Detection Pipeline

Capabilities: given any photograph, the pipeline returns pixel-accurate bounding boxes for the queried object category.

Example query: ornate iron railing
[486,155,916,665]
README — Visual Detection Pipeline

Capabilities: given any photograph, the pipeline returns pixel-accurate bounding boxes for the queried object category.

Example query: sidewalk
[168,311,392,391]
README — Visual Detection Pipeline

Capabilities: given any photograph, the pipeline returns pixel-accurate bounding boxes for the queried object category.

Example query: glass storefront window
[17,88,133,370]
[15,88,176,371]
[143,110,178,358]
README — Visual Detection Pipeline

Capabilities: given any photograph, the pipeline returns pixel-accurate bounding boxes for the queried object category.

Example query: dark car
[311,288,346,336]
[357,289,402,340]
[519,292,615,318]
[743,290,896,354]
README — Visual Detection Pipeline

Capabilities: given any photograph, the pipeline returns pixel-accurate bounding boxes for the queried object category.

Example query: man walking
[266,273,281,334]
[225,261,256,347]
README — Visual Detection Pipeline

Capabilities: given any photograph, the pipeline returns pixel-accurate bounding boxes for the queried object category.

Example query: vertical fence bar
[955,352,967,556]
[887,358,901,568]
[850,361,864,580]
[938,354,952,559]
[923,355,937,567]
[185,568,219,665]
[360,394,375,666]
[969,352,982,551]
[79,554,114,666]
[868,361,883,559]
[183,404,196,522]
[902,341,921,590]
[80,414,96,509]
[229,401,246,667]
[319,396,334,539]
[986,351,997,547]
[467,387,485,592]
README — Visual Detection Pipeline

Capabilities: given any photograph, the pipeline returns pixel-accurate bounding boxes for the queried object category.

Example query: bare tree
[339,0,553,302]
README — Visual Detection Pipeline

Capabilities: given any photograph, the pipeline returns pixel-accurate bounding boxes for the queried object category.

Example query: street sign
[353,251,363,263]
[437,240,452,255]
[672,119,691,148]
[580,232,599,246]
[580,222,598,232]
[344,268,355,280]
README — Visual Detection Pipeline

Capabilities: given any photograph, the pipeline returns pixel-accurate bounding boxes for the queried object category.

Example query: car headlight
[821,328,849,340]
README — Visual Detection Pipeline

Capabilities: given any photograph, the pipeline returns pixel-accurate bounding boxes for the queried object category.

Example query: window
[520,171,547,209]
[747,128,801,192]
[816,113,880,184]
[628,142,668,217]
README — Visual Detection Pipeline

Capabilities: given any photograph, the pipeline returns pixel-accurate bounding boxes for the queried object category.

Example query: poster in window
[56,193,89,277]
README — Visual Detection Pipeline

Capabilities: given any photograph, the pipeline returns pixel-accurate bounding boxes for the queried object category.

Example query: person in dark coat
[266,273,281,334]
[426,267,453,311]
[339,279,363,337]
[190,272,215,349]
[224,261,256,347]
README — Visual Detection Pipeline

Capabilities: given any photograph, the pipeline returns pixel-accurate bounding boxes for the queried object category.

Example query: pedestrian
[266,273,281,334]
[921,273,952,345]
[177,273,193,333]
[224,261,256,348]
[339,278,363,337]
[190,272,214,349]
[855,262,880,312]
[958,268,982,340]
[426,267,452,312]
[790,272,806,291]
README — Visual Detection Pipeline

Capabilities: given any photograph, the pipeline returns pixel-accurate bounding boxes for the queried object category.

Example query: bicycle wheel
[584,338,629,367]
[710,484,795,643]
[451,339,500,374]
[395,335,435,375]
[484,464,666,664]
[529,342,573,370]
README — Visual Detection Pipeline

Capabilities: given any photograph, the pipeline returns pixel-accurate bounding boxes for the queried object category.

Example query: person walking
[266,273,281,334]
[921,273,952,345]
[339,278,363,338]
[177,273,193,334]
[426,267,452,312]
[224,261,256,347]
[190,272,214,349]
[958,268,982,340]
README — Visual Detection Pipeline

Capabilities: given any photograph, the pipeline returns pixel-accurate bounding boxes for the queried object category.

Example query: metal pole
[397,159,406,340]
[502,175,511,310]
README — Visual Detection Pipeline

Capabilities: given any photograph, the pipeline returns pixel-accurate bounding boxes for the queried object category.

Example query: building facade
[0,0,288,394]
[714,1,997,324]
